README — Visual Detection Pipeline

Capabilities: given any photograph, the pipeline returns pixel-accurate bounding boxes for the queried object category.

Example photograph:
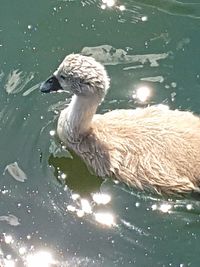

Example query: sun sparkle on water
[4,235,14,244]
[94,212,115,227]
[92,193,111,205]
[152,203,172,213]
[102,0,116,7]
[4,259,15,267]
[133,86,152,102]
[100,0,126,11]
[26,251,55,267]
[118,5,126,11]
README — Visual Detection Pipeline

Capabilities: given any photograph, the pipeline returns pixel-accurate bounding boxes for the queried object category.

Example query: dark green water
[1,0,200,266]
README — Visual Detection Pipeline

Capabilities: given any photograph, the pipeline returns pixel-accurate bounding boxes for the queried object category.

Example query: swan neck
[66,94,99,138]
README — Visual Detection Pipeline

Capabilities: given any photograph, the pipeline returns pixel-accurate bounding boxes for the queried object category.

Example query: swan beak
[40,75,63,93]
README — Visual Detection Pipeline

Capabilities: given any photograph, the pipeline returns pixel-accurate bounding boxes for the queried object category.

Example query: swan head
[40,54,110,100]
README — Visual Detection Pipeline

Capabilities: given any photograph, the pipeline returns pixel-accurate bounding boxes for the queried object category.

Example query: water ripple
[5,70,34,95]
[132,0,200,19]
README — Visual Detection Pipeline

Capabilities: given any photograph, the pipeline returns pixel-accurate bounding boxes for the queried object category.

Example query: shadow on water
[48,150,103,196]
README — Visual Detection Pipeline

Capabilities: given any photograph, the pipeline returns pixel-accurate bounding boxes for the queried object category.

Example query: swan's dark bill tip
[40,82,50,93]
[40,75,63,93]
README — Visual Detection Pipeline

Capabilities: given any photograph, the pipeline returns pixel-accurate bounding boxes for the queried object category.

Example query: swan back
[66,106,200,194]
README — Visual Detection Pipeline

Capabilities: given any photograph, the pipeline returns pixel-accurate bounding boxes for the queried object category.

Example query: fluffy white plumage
[41,54,200,195]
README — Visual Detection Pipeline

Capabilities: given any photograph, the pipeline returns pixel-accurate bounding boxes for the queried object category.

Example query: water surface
[1,0,200,266]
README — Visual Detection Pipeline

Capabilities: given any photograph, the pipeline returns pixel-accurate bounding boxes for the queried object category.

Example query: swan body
[40,54,200,195]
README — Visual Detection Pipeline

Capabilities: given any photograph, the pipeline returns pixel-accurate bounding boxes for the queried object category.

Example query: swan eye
[60,75,66,80]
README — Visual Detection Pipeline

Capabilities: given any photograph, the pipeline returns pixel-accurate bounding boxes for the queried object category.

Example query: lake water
[1,0,200,266]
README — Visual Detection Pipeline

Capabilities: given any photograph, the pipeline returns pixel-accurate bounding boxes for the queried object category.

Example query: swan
[40,54,200,195]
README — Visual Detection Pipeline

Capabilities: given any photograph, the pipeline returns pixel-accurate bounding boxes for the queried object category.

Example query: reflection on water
[48,144,117,228]
[151,203,172,213]
[0,233,102,266]
[100,0,126,12]
[26,251,55,267]
[48,152,103,196]
[66,197,115,227]
[98,0,200,21]
[47,138,200,232]
[101,0,116,8]
[92,192,111,205]
[94,212,115,227]
[132,0,200,19]
[133,85,152,103]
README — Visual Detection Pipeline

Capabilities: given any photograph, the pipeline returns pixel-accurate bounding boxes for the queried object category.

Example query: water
[1,0,200,266]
